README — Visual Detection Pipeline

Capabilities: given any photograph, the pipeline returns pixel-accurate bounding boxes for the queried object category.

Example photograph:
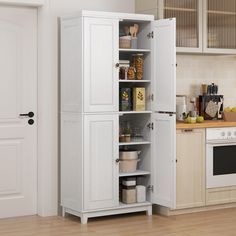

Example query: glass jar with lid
[132,54,144,80]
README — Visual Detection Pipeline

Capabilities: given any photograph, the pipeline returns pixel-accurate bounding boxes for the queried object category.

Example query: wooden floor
[1,208,236,236]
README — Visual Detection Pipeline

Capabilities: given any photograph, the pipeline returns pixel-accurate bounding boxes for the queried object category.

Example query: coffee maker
[199,83,224,120]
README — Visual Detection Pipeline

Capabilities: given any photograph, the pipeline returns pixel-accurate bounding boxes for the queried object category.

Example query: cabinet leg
[146,206,152,216]
[80,215,88,224]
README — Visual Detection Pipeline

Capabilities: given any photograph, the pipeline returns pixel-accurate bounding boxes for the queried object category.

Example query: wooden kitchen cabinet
[136,0,203,53]
[176,129,206,209]
[206,186,236,206]
[136,0,236,54]
[203,0,236,54]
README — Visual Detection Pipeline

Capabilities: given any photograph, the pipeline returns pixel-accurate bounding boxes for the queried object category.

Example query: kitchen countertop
[176,120,236,129]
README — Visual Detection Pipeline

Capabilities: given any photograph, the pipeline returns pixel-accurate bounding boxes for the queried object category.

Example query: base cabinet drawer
[206,187,236,206]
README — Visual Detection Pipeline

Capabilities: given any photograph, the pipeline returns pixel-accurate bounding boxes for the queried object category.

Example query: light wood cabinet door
[83,114,119,210]
[176,129,205,209]
[83,17,119,112]
[203,0,236,54]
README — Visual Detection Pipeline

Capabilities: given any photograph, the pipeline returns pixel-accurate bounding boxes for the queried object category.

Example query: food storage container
[119,36,131,48]
[122,186,136,204]
[119,159,140,173]
[119,150,141,160]
[136,185,146,203]
[132,54,144,80]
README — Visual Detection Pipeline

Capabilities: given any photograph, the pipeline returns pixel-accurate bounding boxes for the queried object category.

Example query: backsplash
[176,54,236,108]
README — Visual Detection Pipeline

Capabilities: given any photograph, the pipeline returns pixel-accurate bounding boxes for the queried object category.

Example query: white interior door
[152,113,176,209]
[152,18,176,112]
[0,6,37,218]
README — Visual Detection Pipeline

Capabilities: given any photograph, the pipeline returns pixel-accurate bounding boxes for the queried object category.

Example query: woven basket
[119,36,131,49]
[223,112,236,121]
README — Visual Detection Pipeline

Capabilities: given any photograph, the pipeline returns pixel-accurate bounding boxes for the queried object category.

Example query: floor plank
[0,208,236,236]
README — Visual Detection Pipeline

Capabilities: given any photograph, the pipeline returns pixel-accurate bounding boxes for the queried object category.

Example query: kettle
[176,95,187,121]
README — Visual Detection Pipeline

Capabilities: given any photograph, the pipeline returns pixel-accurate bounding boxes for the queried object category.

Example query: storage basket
[119,36,131,49]
[223,112,236,122]
[119,159,140,173]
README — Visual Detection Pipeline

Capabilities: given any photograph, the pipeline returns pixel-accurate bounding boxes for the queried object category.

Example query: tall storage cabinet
[60,10,176,224]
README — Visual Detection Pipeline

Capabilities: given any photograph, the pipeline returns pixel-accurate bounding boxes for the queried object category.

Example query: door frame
[0,0,57,216]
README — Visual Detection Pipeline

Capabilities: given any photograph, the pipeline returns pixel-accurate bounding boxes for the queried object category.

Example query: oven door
[206,141,236,188]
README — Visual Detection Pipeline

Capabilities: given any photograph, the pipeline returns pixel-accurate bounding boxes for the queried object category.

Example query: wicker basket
[119,36,131,49]
[223,112,236,121]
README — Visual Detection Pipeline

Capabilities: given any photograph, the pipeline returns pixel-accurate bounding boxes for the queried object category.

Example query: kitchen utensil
[205,100,218,118]
[119,150,141,160]
[130,26,135,37]
[134,24,139,37]
[123,26,130,36]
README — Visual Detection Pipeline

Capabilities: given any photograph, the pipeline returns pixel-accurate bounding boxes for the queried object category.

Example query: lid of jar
[132,53,144,56]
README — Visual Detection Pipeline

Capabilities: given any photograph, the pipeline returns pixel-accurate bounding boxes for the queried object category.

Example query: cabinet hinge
[150,94,154,101]
[147,31,154,39]
[147,185,154,192]
[147,122,154,130]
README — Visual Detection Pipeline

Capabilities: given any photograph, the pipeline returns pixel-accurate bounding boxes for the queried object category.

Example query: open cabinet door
[152,18,176,113]
[151,18,176,209]
[152,113,176,209]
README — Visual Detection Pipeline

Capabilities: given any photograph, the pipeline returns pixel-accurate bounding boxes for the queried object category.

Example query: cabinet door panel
[84,18,119,112]
[203,0,236,54]
[83,114,119,210]
[152,18,176,112]
[152,113,176,208]
[176,129,205,209]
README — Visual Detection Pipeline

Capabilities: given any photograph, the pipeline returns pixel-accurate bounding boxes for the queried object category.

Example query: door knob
[19,112,34,118]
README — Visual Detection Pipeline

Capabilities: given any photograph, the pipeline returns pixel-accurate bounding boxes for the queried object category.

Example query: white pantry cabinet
[60,10,176,224]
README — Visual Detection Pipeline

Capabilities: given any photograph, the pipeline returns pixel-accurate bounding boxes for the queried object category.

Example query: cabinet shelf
[208,10,236,16]
[119,141,151,146]
[119,201,151,208]
[119,48,151,53]
[119,80,151,83]
[165,7,197,12]
[119,111,152,115]
[119,170,151,177]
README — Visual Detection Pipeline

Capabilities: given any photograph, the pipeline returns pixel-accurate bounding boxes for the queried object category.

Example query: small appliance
[176,95,187,121]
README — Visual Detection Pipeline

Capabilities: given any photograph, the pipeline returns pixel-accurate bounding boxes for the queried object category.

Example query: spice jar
[132,54,144,80]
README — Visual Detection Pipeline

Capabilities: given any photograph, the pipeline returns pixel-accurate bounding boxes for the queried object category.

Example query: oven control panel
[206,127,236,141]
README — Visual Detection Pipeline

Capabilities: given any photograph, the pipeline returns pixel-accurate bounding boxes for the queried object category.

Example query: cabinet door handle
[182,129,193,133]
[115,63,119,68]
[116,159,120,163]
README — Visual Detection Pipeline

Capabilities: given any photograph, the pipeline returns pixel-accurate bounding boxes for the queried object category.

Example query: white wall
[44,0,135,215]
[176,55,236,109]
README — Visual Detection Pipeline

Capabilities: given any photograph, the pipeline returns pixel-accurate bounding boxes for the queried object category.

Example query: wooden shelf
[119,48,151,53]
[119,141,151,146]
[165,7,197,12]
[119,80,151,83]
[119,170,151,177]
[208,10,236,16]
[119,111,152,115]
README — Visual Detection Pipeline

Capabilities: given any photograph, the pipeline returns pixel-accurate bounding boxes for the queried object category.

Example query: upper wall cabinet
[136,0,236,54]
[136,0,202,53]
[203,0,236,54]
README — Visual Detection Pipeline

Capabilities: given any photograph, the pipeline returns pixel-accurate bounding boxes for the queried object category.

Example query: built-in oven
[206,127,236,188]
